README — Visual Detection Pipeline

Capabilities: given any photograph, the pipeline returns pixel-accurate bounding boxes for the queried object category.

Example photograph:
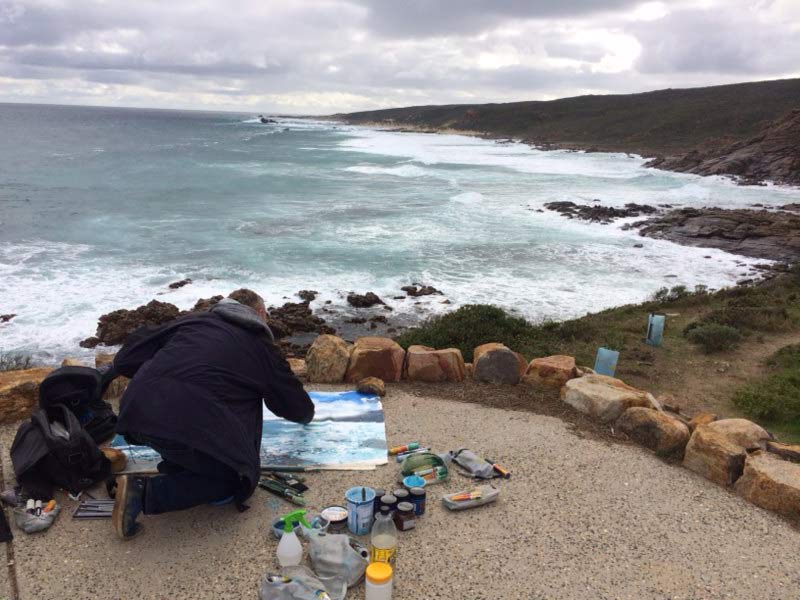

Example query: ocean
[2,102,800,363]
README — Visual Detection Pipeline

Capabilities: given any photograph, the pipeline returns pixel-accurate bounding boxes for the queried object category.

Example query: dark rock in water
[79,336,100,349]
[347,292,384,308]
[0,314,16,323]
[631,207,800,261]
[297,290,318,302]
[82,300,181,347]
[190,295,224,312]
[543,201,659,224]
[401,284,442,297]
[267,300,329,338]
[168,278,193,289]
[644,109,800,186]
[393,296,406,300]
[369,315,388,324]
[782,203,800,212]
[346,317,368,324]
[633,243,644,248]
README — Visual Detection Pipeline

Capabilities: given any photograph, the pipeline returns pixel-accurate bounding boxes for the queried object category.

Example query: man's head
[228,288,268,323]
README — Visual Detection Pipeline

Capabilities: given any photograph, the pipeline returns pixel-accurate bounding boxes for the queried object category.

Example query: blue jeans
[127,434,240,515]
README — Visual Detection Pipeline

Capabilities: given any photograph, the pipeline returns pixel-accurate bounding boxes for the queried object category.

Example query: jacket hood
[210,298,274,342]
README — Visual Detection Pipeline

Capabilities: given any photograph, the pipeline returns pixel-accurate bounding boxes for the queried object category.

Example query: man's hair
[228,288,265,311]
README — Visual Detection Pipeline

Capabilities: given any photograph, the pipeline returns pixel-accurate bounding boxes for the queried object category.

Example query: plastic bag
[13,504,60,534]
[448,449,495,479]
[442,485,500,511]
[399,452,449,484]
[306,530,368,595]
[258,567,335,600]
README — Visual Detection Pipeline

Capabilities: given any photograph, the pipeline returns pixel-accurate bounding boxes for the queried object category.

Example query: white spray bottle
[276,509,306,567]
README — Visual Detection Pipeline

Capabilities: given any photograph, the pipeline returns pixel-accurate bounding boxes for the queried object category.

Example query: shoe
[112,475,145,540]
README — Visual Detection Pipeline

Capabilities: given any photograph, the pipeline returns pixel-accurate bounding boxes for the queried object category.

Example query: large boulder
[683,419,772,486]
[688,412,718,431]
[346,292,384,308]
[766,441,800,463]
[0,368,51,424]
[405,345,466,382]
[81,300,180,348]
[287,358,307,379]
[523,355,577,388]
[473,343,522,385]
[734,451,800,518]
[561,374,657,422]
[616,407,691,455]
[306,335,352,383]
[345,337,405,383]
[95,353,129,400]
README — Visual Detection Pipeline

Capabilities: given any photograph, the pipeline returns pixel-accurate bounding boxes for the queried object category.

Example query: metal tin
[321,505,348,533]
[409,487,426,516]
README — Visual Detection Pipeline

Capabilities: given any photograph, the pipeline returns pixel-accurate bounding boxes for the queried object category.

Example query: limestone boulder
[287,358,307,379]
[345,337,405,383]
[523,355,577,388]
[306,334,352,383]
[561,374,657,423]
[766,441,800,463]
[61,357,88,367]
[95,353,129,400]
[405,345,466,382]
[465,363,473,378]
[616,407,691,455]
[683,419,772,486]
[356,377,386,397]
[0,368,51,424]
[688,412,718,431]
[473,343,522,385]
[734,451,800,518]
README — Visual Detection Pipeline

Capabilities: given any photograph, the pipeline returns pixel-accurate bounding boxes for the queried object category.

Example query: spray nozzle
[280,509,309,533]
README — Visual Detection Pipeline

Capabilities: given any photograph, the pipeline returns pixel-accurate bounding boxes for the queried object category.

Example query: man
[110,289,314,540]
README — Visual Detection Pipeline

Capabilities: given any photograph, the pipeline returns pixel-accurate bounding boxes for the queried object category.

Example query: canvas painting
[110,390,388,473]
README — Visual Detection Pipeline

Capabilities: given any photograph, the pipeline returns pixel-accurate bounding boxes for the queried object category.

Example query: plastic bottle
[369,507,398,565]
[276,509,306,567]
[365,561,393,600]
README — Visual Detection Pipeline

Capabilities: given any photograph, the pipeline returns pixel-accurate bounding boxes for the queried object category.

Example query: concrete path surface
[1,388,798,600]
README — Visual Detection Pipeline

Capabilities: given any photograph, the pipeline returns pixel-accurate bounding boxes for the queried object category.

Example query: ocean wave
[344,163,433,178]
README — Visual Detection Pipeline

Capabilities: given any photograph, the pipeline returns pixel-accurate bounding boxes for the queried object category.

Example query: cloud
[0,0,797,113]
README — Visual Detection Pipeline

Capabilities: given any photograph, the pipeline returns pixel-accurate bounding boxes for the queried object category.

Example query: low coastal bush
[685,323,742,353]
[0,352,33,372]
[734,345,800,422]
[396,305,536,362]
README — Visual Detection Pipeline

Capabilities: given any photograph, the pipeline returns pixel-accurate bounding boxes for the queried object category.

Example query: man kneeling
[110,289,314,539]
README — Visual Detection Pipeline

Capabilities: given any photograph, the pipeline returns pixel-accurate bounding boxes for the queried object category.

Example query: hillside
[335,78,800,166]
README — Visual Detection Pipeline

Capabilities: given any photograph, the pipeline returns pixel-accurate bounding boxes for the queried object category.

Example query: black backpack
[38,365,118,443]
[10,404,111,498]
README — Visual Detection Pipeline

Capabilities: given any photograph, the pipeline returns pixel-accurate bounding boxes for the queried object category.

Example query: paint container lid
[402,475,426,489]
[397,502,414,514]
[409,487,425,497]
[321,506,348,523]
[393,488,410,501]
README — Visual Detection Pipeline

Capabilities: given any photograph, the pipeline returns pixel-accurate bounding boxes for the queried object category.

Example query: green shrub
[395,304,535,361]
[733,346,800,422]
[652,285,691,303]
[703,306,791,332]
[685,323,742,353]
[0,352,33,372]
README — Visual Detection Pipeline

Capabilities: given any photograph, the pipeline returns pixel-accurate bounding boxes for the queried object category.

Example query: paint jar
[345,487,376,536]
[321,505,348,534]
[379,494,397,515]
[365,561,393,600]
[392,488,410,505]
[372,488,385,517]
[393,502,416,532]
[409,487,426,516]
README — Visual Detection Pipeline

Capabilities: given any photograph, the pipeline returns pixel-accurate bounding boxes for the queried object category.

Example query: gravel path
[1,388,798,599]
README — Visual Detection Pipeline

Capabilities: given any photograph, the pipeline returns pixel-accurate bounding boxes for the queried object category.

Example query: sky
[0,0,798,114]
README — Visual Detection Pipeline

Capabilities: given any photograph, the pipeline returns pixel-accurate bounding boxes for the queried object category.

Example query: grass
[733,344,800,442]
[395,272,800,440]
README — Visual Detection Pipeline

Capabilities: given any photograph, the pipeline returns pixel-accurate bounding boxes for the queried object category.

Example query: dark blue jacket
[113,300,314,503]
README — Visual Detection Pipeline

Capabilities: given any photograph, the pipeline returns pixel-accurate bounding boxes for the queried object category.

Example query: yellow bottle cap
[366,561,393,584]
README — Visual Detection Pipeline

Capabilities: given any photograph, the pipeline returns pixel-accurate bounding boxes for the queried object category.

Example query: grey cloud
[633,9,800,75]
[354,0,641,37]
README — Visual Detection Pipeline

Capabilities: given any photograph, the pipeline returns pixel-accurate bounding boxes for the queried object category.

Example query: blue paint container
[646,313,666,347]
[345,486,376,535]
[402,475,426,489]
[594,347,620,377]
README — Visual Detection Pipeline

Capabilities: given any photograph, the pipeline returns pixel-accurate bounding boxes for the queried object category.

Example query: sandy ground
[1,386,799,600]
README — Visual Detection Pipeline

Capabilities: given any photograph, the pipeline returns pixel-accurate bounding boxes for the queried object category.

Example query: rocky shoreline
[76,283,449,358]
